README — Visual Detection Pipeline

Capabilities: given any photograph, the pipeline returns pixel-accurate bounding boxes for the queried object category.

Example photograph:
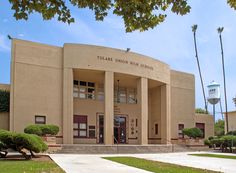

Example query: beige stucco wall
[170,70,195,140]
[225,111,236,132]
[0,112,9,130]
[10,39,63,136]
[63,44,170,84]
[9,39,214,145]
[194,113,214,139]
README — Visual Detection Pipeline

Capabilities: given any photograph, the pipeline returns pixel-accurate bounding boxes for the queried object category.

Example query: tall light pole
[217,27,229,133]
[192,25,208,112]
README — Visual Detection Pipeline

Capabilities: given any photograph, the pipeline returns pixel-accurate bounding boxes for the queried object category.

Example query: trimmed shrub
[24,125,43,136]
[226,131,236,136]
[40,125,59,136]
[24,124,59,136]
[182,127,203,139]
[0,130,15,148]
[208,136,214,140]
[0,130,48,159]
[204,139,211,146]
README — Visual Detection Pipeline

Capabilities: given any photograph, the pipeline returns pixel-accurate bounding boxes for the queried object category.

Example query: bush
[0,130,15,148]
[40,125,59,136]
[195,108,208,114]
[204,139,211,146]
[182,127,203,139]
[208,136,214,140]
[226,131,236,136]
[0,130,48,159]
[24,125,43,136]
[24,124,59,136]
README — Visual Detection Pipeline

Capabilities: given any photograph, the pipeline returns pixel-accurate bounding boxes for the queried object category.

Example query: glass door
[98,115,126,144]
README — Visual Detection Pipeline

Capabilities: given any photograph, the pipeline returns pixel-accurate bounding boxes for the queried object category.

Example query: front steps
[53,144,211,154]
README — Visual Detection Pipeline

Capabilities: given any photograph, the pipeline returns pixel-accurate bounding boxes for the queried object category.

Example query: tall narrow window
[155,124,158,135]
[128,88,137,104]
[97,84,104,101]
[178,124,184,138]
[73,115,87,138]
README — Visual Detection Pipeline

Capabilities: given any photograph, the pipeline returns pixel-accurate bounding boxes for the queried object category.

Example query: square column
[104,71,114,145]
[137,77,148,145]
[62,68,73,144]
[161,84,171,144]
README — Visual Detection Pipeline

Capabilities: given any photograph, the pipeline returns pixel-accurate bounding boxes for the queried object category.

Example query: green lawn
[103,157,218,173]
[0,160,65,173]
[189,153,236,160]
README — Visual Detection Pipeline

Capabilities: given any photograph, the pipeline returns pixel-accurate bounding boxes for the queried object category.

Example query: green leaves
[9,0,74,24]
[0,90,10,113]
[228,0,236,10]
[7,0,235,32]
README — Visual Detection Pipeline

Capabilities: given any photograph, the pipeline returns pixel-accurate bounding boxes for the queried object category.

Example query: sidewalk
[50,152,236,173]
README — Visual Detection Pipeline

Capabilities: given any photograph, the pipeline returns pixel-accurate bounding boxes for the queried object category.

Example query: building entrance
[98,115,126,144]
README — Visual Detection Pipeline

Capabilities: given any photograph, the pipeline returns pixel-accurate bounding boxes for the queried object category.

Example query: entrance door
[98,115,126,144]
[98,115,104,144]
[114,116,126,144]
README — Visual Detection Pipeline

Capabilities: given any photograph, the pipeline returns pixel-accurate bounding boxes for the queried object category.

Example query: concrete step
[54,144,212,154]
[55,144,177,154]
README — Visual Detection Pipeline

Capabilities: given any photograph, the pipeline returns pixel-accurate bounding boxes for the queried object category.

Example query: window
[97,84,104,101]
[196,123,205,138]
[114,87,137,104]
[128,88,137,104]
[155,124,158,135]
[73,80,96,100]
[73,115,87,138]
[35,115,46,124]
[89,126,96,138]
[178,124,184,138]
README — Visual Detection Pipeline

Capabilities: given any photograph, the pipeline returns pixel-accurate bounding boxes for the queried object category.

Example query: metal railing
[113,136,119,153]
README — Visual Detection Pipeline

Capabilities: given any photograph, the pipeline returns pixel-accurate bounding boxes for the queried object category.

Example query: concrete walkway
[50,152,236,173]
[50,154,150,173]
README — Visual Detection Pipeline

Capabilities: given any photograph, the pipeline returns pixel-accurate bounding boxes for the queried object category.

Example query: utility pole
[217,27,229,133]
[192,25,208,112]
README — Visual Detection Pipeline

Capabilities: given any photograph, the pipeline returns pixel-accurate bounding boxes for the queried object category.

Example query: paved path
[50,152,236,173]
[135,152,236,173]
[50,154,150,173]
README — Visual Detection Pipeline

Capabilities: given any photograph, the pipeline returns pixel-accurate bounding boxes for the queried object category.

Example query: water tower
[207,81,220,122]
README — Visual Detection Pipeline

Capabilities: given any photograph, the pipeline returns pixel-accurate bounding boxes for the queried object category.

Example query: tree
[215,119,225,136]
[8,0,191,32]
[8,0,236,32]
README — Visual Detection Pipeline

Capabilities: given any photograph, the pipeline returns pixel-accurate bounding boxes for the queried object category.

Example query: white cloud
[0,35,10,52]
[18,33,24,37]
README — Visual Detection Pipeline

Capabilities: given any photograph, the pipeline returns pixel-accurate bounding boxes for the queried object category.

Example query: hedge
[227,131,236,136]
[24,124,59,136]
[182,127,203,139]
[0,90,10,112]
[0,130,48,160]
[205,135,236,152]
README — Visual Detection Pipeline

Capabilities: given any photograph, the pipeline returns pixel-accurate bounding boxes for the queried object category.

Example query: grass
[189,153,236,160]
[0,160,65,173]
[103,157,218,173]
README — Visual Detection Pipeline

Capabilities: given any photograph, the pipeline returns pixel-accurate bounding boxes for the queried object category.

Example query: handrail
[113,136,119,153]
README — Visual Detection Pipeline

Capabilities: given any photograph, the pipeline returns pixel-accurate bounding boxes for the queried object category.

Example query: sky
[0,0,236,120]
